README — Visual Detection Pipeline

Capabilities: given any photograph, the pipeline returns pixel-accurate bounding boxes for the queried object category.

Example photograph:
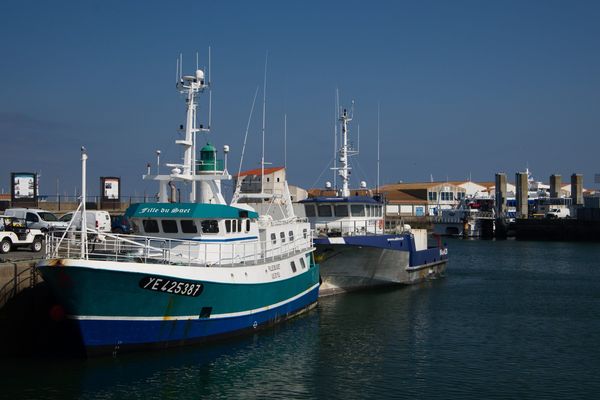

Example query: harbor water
[2,239,599,399]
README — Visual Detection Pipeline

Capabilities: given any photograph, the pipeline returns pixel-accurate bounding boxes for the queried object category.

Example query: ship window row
[141,219,252,235]
[290,256,308,274]
[224,219,251,233]
[305,204,382,218]
[270,229,305,245]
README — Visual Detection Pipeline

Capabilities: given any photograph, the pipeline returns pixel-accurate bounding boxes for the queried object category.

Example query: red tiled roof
[235,167,284,178]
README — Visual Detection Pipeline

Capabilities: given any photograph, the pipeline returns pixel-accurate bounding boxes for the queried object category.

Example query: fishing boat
[432,197,495,237]
[37,63,319,356]
[298,106,448,296]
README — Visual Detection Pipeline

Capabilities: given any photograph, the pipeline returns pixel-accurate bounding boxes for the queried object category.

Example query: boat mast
[261,52,268,196]
[143,52,230,205]
[338,103,354,198]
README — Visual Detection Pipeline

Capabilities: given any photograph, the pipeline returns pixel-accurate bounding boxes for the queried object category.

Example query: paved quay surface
[0,249,44,263]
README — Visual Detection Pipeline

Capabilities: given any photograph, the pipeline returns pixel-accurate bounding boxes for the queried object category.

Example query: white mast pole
[261,52,268,195]
[339,107,352,198]
[334,89,339,190]
[80,147,88,259]
[284,113,287,169]
[377,102,380,193]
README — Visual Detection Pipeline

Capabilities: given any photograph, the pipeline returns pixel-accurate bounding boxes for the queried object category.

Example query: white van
[59,210,112,232]
[4,208,69,232]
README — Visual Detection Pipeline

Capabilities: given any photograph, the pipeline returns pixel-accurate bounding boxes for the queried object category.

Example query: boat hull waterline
[38,258,319,355]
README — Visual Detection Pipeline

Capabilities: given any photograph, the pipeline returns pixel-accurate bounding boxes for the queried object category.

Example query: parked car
[110,214,131,234]
[3,208,68,232]
[0,216,44,253]
[59,210,112,232]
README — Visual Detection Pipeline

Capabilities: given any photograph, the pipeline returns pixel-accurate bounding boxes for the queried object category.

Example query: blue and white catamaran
[299,106,447,296]
[37,63,319,356]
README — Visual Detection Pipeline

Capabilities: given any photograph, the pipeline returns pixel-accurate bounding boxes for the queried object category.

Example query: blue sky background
[1,0,599,197]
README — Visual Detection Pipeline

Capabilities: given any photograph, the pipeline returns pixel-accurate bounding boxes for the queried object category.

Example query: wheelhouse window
[246,219,250,232]
[290,261,297,273]
[271,233,277,244]
[180,220,197,233]
[225,220,232,233]
[317,204,333,217]
[143,219,159,233]
[300,257,306,269]
[334,204,349,217]
[161,220,178,233]
[237,220,242,233]
[303,228,308,239]
[351,204,365,217]
[201,220,219,233]
[304,204,316,217]
[289,230,294,241]
[280,232,286,243]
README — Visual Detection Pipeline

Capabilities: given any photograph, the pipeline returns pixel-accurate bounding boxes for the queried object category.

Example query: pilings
[515,172,528,219]
[550,174,561,198]
[571,173,583,206]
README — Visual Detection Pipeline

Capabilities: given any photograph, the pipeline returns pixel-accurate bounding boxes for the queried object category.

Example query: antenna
[284,113,287,169]
[377,101,380,193]
[357,124,360,153]
[175,57,179,84]
[261,51,268,194]
[179,53,183,81]
[196,51,199,70]
[237,87,260,183]
[208,46,212,129]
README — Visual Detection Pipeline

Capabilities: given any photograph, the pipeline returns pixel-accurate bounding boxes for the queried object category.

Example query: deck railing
[316,219,385,237]
[45,231,313,267]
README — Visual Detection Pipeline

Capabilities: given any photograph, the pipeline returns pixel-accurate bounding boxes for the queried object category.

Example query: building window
[334,204,349,217]
[143,219,159,233]
[351,204,365,216]
[441,192,454,201]
[201,220,219,233]
[428,191,438,201]
[304,204,316,217]
[180,220,198,233]
[318,205,333,217]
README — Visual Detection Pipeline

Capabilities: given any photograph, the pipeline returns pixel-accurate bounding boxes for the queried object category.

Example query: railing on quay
[0,263,39,309]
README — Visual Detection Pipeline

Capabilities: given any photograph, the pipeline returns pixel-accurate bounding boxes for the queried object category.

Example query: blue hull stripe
[75,286,319,348]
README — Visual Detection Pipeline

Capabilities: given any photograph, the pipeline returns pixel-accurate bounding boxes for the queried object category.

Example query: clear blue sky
[2,0,599,198]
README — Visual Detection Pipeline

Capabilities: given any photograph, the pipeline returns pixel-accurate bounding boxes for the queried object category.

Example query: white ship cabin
[299,196,384,237]
[125,203,311,266]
